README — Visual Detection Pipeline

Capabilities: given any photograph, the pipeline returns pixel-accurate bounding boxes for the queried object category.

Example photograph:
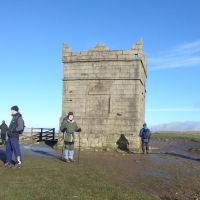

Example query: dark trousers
[64,141,74,150]
[142,141,149,153]
[6,137,22,163]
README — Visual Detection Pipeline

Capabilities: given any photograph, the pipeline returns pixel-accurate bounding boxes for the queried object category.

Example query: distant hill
[150,121,200,132]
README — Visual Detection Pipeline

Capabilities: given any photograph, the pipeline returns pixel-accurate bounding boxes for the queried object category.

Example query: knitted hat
[11,105,19,112]
[68,112,74,116]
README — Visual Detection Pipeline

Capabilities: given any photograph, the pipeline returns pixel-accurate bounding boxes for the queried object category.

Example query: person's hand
[76,128,81,132]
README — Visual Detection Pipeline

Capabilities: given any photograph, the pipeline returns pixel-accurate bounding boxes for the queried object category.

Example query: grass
[0,156,156,200]
[152,131,200,139]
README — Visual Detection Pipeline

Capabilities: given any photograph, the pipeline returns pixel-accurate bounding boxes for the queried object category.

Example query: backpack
[60,118,68,133]
[142,128,151,139]
[17,116,25,134]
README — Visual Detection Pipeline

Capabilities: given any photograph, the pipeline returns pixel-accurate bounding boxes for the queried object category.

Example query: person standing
[0,120,8,145]
[60,112,81,162]
[5,106,24,168]
[139,123,151,154]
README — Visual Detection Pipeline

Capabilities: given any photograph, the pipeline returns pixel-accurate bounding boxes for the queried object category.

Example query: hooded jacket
[8,112,24,138]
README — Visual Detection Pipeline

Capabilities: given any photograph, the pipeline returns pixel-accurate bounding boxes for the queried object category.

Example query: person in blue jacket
[139,123,151,154]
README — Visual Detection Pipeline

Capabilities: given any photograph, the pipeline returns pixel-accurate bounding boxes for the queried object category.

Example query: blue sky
[0,0,200,130]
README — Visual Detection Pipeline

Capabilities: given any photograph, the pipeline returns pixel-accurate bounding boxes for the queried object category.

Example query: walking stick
[60,132,65,161]
[60,140,64,160]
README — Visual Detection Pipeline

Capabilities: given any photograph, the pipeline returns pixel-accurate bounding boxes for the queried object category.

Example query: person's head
[68,112,74,121]
[120,134,126,139]
[143,123,147,129]
[2,120,5,124]
[11,105,19,115]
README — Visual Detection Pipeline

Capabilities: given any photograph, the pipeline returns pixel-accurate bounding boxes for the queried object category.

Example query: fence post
[52,128,55,141]
[40,128,43,141]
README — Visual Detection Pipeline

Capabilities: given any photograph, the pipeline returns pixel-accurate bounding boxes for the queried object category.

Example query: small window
[134,54,139,59]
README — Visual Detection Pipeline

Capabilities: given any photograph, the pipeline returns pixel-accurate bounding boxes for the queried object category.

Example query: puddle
[22,144,60,159]
[0,144,61,163]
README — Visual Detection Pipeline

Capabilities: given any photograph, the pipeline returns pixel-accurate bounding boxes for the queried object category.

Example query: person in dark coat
[0,120,8,145]
[139,123,151,154]
[5,106,24,168]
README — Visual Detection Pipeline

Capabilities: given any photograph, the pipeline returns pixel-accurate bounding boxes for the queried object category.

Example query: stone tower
[61,39,147,150]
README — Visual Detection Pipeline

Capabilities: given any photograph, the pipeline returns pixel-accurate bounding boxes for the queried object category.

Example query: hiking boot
[4,163,12,168]
[69,158,74,162]
[13,163,22,169]
[64,159,70,163]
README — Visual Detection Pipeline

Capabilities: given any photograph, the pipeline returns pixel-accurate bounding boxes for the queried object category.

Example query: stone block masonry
[61,39,147,150]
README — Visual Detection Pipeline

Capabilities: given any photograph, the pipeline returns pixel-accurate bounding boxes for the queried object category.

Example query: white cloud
[147,107,200,112]
[149,40,200,71]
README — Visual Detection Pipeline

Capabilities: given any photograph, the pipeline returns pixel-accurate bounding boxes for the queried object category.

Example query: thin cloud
[150,121,200,131]
[147,107,200,112]
[149,40,200,71]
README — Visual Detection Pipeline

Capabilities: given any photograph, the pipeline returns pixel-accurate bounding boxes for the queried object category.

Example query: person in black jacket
[5,106,24,168]
[0,120,8,145]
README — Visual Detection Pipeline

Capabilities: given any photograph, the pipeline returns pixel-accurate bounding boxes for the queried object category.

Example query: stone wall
[61,39,147,150]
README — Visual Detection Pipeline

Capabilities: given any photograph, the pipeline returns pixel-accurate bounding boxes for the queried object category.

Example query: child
[60,112,81,162]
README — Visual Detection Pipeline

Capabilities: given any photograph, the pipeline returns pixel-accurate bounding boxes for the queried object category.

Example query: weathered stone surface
[60,41,147,150]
